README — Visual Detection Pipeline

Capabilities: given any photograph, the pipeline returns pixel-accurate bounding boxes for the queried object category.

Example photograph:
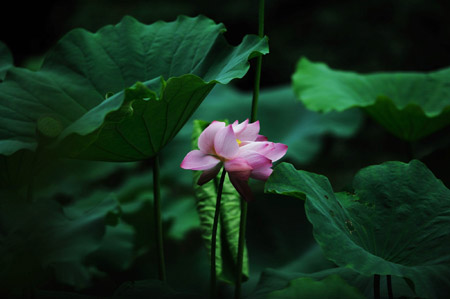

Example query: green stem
[234,200,248,299]
[387,275,393,299]
[235,1,265,298]
[153,155,166,282]
[250,0,265,123]
[374,274,380,299]
[250,56,262,123]
[210,169,227,299]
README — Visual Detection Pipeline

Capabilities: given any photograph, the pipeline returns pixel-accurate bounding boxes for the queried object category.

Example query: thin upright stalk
[374,274,381,299]
[153,155,166,282]
[235,2,265,298]
[387,275,393,299]
[234,200,248,299]
[210,169,227,299]
[250,0,265,123]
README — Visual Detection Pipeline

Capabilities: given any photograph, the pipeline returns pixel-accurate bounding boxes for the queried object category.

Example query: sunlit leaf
[191,120,249,284]
[0,16,268,160]
[292,57,450,140]
[266,161,450,299]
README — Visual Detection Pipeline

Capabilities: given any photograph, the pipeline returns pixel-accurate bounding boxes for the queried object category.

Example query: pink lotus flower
[181,119,288,201]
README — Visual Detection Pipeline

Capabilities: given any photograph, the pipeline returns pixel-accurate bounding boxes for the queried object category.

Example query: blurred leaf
[0,150,37,197]
[158,84,363,220]
[292,57,450,141]
[22,55,44,71]
[187,85,362,165]
[251,267,415,299]
[266,161,450,299]
[0,15,268,160]
[162,194,200,240]
[36,290,99,299]
[278,245,336,274]
[0,194,120,293]
[0,41,12,80]
[112,166,200,242]
[267,274,364,299]
[191,120,249,284]
[87,221,135,273]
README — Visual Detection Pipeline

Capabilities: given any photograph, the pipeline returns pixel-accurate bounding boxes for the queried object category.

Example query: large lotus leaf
[191,120,249,284]
[265,161,450,299]
[0,15,268,160]
[292,57,450,141]
[0,41,12,80]
[0,194,120,293]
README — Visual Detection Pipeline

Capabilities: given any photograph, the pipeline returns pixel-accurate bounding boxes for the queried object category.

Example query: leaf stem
[387,275,393,299]
[153,155,166,282]
[374,274,381,299]
[210,168,227,299]
[250,0,265,123]
[234,199,248,299]
[235,1,265,298]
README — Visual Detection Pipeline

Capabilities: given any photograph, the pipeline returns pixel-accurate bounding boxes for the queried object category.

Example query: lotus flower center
[236,138,242,145]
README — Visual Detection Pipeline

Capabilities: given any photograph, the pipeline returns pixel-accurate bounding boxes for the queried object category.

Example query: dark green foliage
[0,16,268,160]
[266,161,450,298]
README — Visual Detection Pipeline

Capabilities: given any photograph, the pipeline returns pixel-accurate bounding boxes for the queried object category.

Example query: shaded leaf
[0,194,120,293]
[87,221,136,273]
[251,267,415,299]
[191,120,249,284]
[114,280,197,298]
[267,274,364,299]
[0,41,12,80]
[0,15,268,160]
[292,57,450,140]
[266,161,450,299]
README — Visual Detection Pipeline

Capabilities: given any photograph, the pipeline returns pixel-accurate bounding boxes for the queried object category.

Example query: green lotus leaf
[191,120,249,284]
[0,194,120,292]
[292,57,450,141]
[0,41,12,80]
[265,160,450,299]
[0,15,268,160]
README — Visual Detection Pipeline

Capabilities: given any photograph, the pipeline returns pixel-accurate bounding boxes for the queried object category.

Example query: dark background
[2,0,450,88]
